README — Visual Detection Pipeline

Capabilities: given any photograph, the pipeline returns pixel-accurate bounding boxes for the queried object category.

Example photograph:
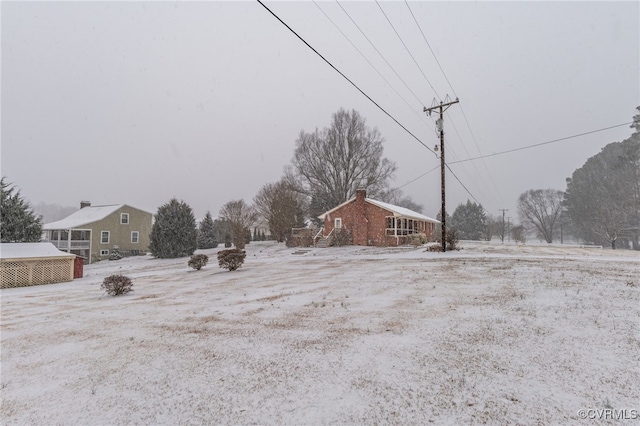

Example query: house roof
[318,197,440,223]
[0,243,75,260]
[43,204,125,230]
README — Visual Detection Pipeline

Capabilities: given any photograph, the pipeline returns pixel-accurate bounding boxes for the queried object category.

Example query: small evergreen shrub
[108,247,122,261]
[217,249,246,271]
[101,274,133,296]
[188,254,209,270]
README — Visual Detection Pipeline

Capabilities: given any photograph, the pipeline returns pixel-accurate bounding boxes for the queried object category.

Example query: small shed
[0,243,76,288]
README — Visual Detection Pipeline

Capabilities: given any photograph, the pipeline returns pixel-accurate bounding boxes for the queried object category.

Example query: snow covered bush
[406,233,429,246]
[217,249,246,271]
[108,247,122,261]
[188,254,209,271]
[101,274,133,296]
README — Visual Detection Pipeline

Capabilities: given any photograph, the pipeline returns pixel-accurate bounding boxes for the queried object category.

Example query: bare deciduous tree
[219,200,257,249]
[254,180,306,243]
[286,109,397,223]
[380,189,424,213]
[517,189,564,243]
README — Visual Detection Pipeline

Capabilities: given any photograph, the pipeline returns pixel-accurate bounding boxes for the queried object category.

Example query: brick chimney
[355,189,366,203]
[80,201,91,209]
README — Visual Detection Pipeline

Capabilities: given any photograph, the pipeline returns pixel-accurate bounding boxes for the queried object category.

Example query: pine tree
[197,211,218,249]
[1,178,42,243]
[149,198,197,258]
[451,200,486,240]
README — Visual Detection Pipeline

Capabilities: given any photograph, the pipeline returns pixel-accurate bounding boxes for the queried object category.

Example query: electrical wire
[376,0,440,101]
[312,1,436,132]
[256,0,438,157]
[448,122,633,164]
[394,165,439,191]
[405,0,502,202]
[335,1,426,108]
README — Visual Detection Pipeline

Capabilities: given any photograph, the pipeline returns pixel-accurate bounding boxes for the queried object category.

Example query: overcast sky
[2,1,638,222]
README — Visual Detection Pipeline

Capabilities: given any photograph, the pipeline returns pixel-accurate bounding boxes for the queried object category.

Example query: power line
[404,1,454,99]
[404,0,502,203]
[312,1,436,131]
[335,1,426,108]
[394,165,440,191]
[448,122,633,164]
[375,0,440,100]
[256,0,437,157]
[446,164,481,205]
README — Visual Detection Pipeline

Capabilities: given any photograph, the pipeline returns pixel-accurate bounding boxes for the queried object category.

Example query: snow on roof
[318,196,439,223]
[0,242,75,260]
[365,198,440,223]
[43,204,124,230]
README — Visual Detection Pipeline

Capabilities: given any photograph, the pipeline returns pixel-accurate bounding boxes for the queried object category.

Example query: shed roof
[318,197,440,223]
[43,204,124,230]
[0,243,75,260]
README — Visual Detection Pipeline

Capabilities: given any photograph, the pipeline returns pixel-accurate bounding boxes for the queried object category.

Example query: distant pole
[507,217,511,242]
[499,209,509,243]
[424,97,459,252]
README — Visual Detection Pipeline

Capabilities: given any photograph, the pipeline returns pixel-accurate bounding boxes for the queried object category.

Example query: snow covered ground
[1,241,638,425]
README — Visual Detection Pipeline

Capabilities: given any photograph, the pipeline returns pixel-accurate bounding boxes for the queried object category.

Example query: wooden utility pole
[424,97,459,252]
[499,209,509,243]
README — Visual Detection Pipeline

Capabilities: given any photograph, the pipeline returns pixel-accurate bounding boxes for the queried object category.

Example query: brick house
[317,189,439,247]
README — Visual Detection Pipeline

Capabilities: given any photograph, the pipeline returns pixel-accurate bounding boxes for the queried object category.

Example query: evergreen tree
[451,200,486,240]
[1,178,42,243]
[197,211,218,249]
[149,198,197,258]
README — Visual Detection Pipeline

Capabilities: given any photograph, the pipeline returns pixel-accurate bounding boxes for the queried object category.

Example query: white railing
[49,240,91,250]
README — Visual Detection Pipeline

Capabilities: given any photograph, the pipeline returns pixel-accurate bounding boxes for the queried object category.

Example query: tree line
[2,107,638,254]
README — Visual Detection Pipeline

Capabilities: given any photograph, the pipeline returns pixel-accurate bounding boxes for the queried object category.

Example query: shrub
[217,249,246,271]
[331,228,352,247]
[101,274,133,296]
[188,254,209,270]
[108,247,122,261]
[446,227,460,251]
[406,233,429,246]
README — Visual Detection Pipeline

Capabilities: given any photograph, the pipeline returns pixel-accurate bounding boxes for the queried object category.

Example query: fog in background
[2,1,638,221]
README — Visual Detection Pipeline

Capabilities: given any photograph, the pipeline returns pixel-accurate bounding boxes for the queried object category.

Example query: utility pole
[424,96,459,252]
[507,217,511,242]
[498,209,508,243]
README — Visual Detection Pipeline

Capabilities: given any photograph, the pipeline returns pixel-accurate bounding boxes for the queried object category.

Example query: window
[101,231,110,244]
[121,213,129,224]
[100,249,109,256]
[334,218,342,229]
[131,231,139,244]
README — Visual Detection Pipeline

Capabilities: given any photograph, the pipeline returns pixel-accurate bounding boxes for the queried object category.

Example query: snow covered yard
[1,241,638,425]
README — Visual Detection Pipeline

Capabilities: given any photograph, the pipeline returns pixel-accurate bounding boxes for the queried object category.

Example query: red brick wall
[324,191,395,246]
[323,191,437,247]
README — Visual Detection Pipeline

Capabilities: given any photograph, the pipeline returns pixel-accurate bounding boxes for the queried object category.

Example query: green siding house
[43,202,153,263]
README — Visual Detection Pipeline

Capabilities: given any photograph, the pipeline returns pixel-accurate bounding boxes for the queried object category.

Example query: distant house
[0,243,75,288]
[43,202,153,263]
[317,189,439,247]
